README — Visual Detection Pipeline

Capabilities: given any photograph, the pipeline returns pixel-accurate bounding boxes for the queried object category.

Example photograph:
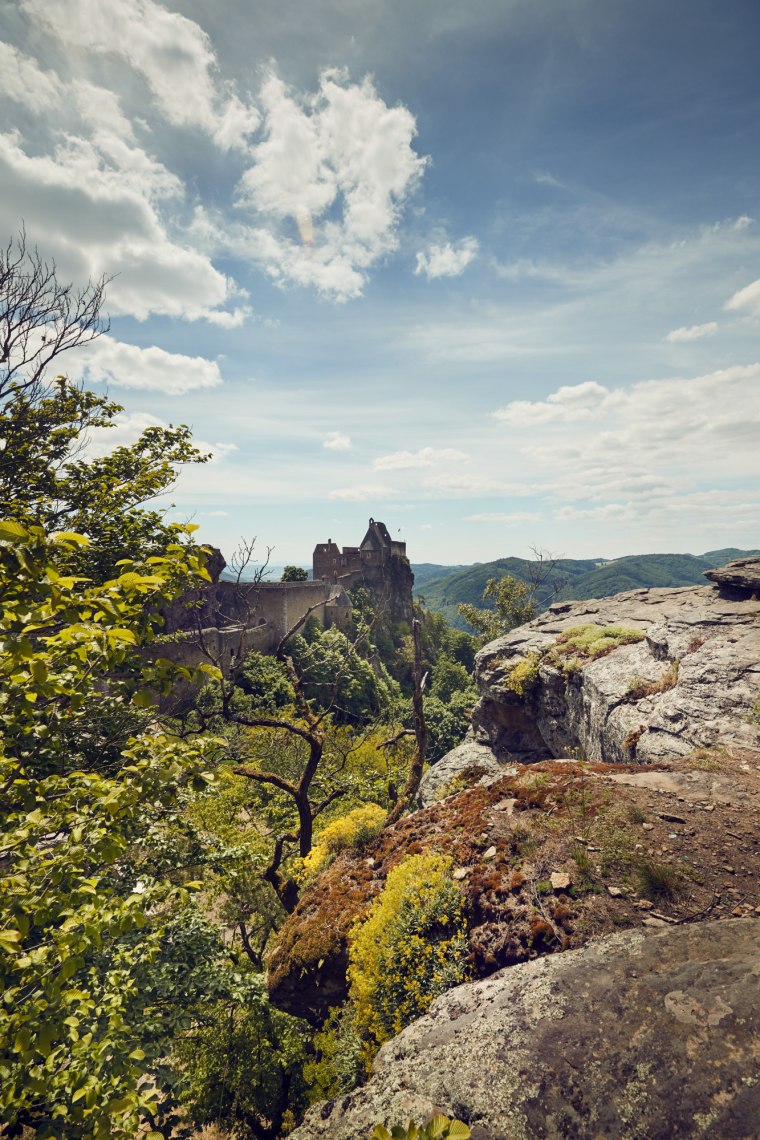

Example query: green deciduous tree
[280,565,308,582]
[458,574,537,643]
[0,520,222,1136]
[0,230,209,584]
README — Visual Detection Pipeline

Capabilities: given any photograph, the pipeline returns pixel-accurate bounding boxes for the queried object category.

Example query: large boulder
[291,918,760,1139]
[704,556,760,599]
[418,739,509,806]
[472,584,760,767]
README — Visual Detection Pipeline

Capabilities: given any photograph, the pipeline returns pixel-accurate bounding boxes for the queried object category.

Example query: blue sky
[2,0,760,566]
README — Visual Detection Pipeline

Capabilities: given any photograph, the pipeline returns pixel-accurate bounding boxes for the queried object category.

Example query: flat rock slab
[292,919,760,1140]
[605,766,757,805]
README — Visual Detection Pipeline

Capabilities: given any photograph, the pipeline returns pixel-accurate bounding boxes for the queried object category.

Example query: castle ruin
[160,519,413,672]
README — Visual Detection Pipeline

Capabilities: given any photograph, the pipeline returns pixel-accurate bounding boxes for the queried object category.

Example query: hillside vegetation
[414,548,760,629]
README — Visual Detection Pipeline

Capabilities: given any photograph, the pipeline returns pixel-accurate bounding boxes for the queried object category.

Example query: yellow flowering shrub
[348,852,469,1051]
[301,802,387,877]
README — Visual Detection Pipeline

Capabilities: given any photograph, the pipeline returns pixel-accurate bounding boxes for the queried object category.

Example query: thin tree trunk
[386,617,427,824]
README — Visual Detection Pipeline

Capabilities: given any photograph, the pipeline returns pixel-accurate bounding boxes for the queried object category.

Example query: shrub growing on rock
[504,651,541,697]
[348,852,469,1052]
[300,803,387,877]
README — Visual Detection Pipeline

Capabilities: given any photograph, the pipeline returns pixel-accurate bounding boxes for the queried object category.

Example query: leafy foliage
[0,521,222,1136]
[301,802,387,877]
[458,574,537,642]
[303,1003,366,1103]
[172,972,310,1140]
[280,565,309,581]
[0,379,209,582]
[348,852,469,1052]
[289,625,402,725]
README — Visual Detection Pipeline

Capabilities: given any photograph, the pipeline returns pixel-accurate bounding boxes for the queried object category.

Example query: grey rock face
[472,585,760,766]
[418,740,510,806]
[291,919,760,1140]
[704,556,760,598]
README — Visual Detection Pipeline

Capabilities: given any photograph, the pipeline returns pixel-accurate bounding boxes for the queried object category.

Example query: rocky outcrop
[290,918,760,1139]
[278,576,760,1137]
[704,556,760,599]
[472,584,760,768]
[268,750,760,1023]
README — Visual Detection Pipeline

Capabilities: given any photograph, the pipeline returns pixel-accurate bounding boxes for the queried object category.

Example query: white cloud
[324,431,352,451]
[493,366,760,510]
[234,69,428,300]
[493,380,610,426]
[20,0,259,149]
[421,473,532,497]
[328,483,398,502]
[466,512,540,524]
[203,306,253,329]
[374,446,468,470]
[665,322,718,342]
[0,130,243,324]
[0,42,64,112]
[67,335,223,394]
[415,236,479,280]
[725,278,760,319]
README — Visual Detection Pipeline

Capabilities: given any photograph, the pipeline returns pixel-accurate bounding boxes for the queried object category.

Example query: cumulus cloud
[328,483,398,502]
[324,431,352,451]
[665,322,718,342]
[492,381,610,426]
[725,278,760,319]
[20,0,259,148]
[415,236,479,280]
[0,42,64,113]
[493,366,760,510]
[374,446,467,470]
[0,129,245,325]
[67,335,223,394]
[234,69,428,300]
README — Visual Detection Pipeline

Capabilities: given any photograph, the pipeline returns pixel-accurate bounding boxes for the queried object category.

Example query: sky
[2,0,760,567]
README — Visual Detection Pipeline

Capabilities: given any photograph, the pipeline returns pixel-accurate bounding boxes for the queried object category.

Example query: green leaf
[0,520,29,541]
[0,929,23,950]
[52,531,91,546]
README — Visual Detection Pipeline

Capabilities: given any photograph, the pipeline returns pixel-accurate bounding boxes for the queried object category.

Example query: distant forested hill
[413,548,760,630]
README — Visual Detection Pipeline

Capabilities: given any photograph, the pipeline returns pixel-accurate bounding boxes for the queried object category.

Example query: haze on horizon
[1,0,759,565]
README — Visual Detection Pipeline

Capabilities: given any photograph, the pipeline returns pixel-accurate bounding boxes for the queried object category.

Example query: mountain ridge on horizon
[413,547,760,630]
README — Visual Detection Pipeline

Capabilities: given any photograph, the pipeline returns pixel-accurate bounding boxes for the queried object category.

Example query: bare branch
[378,727,414,749]
[231,765,299,798]
[1,228,110,400]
